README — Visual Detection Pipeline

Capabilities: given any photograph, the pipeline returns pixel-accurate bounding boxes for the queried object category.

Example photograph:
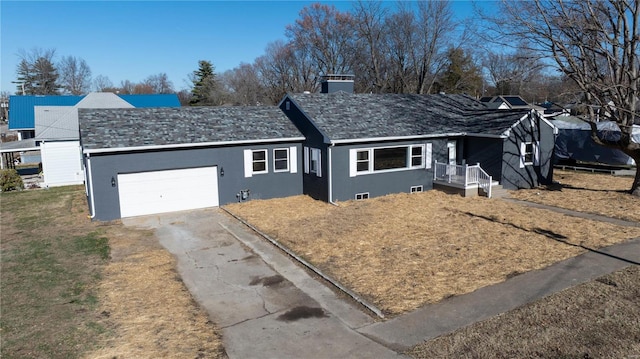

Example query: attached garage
[79,107,304,221]
[117,167,219,218]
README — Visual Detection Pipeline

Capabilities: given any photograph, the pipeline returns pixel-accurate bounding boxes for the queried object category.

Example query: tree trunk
[632,165,640,197]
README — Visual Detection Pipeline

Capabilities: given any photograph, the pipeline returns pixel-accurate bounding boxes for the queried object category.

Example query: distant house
[279,81,556,203]
[79,107,304,221]
[480,95,545,112]
[8,93,181,140]
[3,93,181,187]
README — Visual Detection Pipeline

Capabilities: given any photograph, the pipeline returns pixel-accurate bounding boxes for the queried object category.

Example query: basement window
[410,185,423,193]
[355,192,369,200]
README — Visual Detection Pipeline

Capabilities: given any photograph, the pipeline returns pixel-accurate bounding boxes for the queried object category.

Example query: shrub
[1,169,24,192]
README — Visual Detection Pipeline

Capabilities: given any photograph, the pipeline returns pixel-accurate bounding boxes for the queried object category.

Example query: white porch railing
[434,161,493,198]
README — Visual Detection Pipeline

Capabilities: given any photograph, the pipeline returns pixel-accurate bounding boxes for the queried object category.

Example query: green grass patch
[1,186,112,358]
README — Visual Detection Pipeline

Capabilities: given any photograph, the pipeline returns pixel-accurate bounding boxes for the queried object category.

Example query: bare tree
[93,75,114,92]
[487,0,640,195]
[143,73,174,94]
[286,3,356,76]
[221,63,265,105]
[58,56,92,95]
[352,0,388,93]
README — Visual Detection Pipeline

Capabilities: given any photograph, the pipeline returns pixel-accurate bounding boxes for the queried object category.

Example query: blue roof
[8,95,84,130]
[118,94,181,108]
[8,93,181,130]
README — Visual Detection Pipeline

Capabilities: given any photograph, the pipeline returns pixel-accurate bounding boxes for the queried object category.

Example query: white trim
[251,149,269,175]
[330,133,465,145]
[273,148,290,173]
[425,143,432,169]
[304,147,310,174]
[83,137,306,154]
[350,144,428,176]
[86,154,96,219]
[243,149,253,178]
[289,146,297,173]
[310,148,322,177]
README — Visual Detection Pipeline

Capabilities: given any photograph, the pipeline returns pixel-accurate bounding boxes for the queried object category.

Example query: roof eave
[330,133,466,145]
[82,136,306,155]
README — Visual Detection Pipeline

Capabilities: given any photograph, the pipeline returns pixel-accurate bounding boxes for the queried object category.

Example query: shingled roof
[79,106,304,152]
[286,92,530,141]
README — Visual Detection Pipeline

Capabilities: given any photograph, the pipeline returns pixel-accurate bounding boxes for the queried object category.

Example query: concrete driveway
[123,208,404,359]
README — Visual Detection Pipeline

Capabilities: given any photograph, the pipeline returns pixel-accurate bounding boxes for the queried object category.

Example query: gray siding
[501,114,555,189]
[463,136,504,181]
[86,143,303,221]
[329,139,449,202]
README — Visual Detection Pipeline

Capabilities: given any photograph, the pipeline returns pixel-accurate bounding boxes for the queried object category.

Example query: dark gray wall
[329,139,449,202]
[501,113,555,190]
[86,142,303,221]
[281,96,330,201]
[463,136,504,181]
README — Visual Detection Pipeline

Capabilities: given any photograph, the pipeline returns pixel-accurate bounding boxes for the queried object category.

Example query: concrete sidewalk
[124,207,640,357]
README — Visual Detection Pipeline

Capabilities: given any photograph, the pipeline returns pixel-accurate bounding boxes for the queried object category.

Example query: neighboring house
[8,93,181,139]
[4,92,181,187]
[79,107,304,221]
[480,95,545,112]
[35,93,135,187]
[279,87,555,203]
[551,116,639,166]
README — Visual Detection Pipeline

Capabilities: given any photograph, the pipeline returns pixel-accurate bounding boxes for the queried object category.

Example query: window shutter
[289,146,297,173]
[304,147,309,174]
[519,142,526,168]
[349,149,358,177]
[243,149,253,178]
[534,141,540,166]
[425,143,432,169]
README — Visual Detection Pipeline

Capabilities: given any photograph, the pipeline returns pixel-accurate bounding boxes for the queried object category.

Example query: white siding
[40,141,84,187]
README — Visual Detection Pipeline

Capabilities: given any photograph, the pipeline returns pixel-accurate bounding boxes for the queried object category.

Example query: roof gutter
[83,136,306,155]
[329,132,466,145]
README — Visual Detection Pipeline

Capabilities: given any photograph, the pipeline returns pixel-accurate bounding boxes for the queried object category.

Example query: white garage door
[118,167,219,218]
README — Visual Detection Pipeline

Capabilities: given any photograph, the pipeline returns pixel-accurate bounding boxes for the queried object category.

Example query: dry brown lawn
[85,222,227,359]
[510,169,639,222]
[225,171,640,316]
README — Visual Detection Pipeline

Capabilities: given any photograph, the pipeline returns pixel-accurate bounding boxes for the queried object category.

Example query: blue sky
[1,1,491,95]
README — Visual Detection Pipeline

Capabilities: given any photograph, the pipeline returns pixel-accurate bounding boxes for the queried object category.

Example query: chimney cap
[320,74,354,82]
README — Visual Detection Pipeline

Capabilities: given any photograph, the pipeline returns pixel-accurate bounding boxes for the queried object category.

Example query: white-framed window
[355,192,369,200]
[349,143,431,177]
[245,146,297,177]
[519,141,540,168]
[304,147,322,177]
[273,148,289,172]
[410,185,423,193]
[252,149,268,174]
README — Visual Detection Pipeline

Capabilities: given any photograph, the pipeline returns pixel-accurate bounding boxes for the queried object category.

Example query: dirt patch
[250,275,285,287]
[510,169,639,222]
[406,265,640,358]
[225,172,640,316]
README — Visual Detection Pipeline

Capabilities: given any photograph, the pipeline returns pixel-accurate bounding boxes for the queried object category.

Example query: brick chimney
[320,74,354,94]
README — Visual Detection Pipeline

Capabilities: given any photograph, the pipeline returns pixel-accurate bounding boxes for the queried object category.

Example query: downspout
[327,143,338,206]
[86,153,97,219]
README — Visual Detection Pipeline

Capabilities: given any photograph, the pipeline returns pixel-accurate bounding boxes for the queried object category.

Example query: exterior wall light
[220,167,224,176]
[111,177,116,187]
